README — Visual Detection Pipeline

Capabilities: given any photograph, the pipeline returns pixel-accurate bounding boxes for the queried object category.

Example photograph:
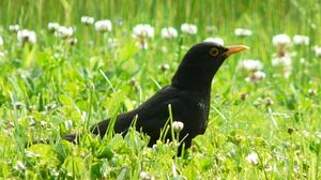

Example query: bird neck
[171,64,217,93]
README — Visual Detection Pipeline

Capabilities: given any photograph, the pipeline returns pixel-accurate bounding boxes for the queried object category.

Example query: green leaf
[96,146,114,159]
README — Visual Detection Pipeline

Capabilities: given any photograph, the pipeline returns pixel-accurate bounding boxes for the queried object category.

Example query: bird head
[172,42,249,92]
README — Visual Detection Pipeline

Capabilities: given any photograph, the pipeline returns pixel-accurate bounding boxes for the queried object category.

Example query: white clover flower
[245,152,259,165]
[17,29,37,44]
[81,16,95,25]
[293,35,309,45]
[181,23,197,35]
[272,54,292,67]
[272,34,291,47]
[139,171,154,180]
[161,27,178,39]
[172,121,184,133]
[64,120,73,129]
[234,28,253,37]
[9,24,20,32]
[48,22,60,32]
[132,24,154,39]
[14,161,26,171]
[132,24,154,50]
[204,37,224,46]
[314,46,321,57]
[54,26,74,39]
[94,19,112,32]
[0,35,3,46]
[245,71,266,83]
[238,59,263,72]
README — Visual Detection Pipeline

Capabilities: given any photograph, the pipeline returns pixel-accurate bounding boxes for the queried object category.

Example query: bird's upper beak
[224,45,250,57]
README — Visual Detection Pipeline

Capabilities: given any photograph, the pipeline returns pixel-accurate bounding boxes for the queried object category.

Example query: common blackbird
[64,42,248,154]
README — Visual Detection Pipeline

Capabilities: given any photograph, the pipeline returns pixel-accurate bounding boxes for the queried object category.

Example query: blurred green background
[1,0,320,35]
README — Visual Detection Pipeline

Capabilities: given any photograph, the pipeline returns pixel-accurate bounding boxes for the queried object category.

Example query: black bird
[64,42,248,154]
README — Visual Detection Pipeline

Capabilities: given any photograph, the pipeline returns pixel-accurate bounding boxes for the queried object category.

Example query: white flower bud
[172,121,184,133]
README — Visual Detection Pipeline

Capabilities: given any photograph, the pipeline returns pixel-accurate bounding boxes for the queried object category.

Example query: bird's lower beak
[224,45,250,57]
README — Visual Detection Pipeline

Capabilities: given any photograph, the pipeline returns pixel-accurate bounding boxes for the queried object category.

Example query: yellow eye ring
[209,48,219,57]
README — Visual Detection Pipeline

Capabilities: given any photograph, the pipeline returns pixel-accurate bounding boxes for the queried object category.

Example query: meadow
[0,0,321,179]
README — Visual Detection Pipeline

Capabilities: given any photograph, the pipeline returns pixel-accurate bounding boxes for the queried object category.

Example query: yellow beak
[224,45,250,56]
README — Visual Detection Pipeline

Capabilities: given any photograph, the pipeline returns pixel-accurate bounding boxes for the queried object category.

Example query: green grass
[0,0,321,179]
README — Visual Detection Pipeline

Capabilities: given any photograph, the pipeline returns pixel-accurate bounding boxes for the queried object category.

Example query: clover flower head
[95,19,112,32]
[246,152,259,165]
[161,27,178,39]
[9,24,20,33]
[132,24,154,39]
[181,23,197,35]
[55,26,74,38]
[234,28,253,37]
[17,29,37,44]
[293,35,310,45]
[48,22,60,32]
[238,59,263,72]
[139,171,154,180]
[172,121,184,133]
[272,34,291,47]
[81,16,95,25]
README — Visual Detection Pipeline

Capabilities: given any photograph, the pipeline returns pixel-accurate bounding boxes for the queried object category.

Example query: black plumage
[64,42,248,154]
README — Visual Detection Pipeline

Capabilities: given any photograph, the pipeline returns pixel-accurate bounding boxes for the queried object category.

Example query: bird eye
[209,48,219,57]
